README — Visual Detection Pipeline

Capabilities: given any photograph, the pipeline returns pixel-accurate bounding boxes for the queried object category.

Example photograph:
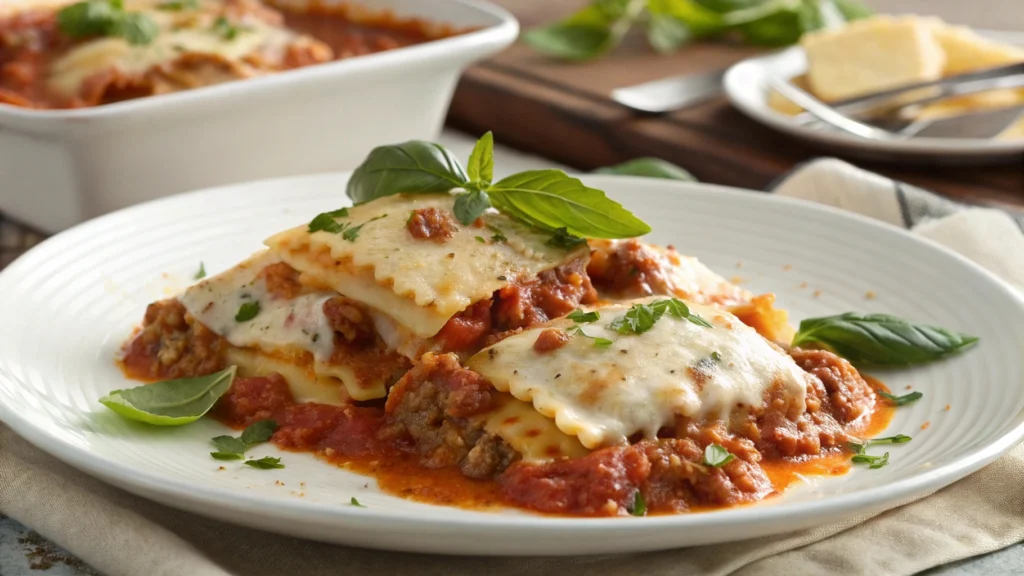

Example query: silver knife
[776,76,1024,140]
[611,69,726,113]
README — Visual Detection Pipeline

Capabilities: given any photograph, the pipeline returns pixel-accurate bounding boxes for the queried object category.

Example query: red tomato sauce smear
[208,354,894,517]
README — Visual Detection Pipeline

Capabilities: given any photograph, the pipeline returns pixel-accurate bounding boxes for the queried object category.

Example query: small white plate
[1,174,1023,556]
[723,31,1024,164]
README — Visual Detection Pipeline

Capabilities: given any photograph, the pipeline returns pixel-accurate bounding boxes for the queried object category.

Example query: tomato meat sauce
[207,344,892,517]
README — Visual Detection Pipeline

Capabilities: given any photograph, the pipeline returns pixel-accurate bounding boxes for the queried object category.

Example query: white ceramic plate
[723,31,1024,165]
[1,174,1023,556]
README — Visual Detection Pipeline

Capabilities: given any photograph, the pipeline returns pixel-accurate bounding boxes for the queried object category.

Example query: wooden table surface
[447,0,1024,208]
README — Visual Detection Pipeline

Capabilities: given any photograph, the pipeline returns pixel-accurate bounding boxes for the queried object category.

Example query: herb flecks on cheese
[265,194,588,339]
[467,298,810,449]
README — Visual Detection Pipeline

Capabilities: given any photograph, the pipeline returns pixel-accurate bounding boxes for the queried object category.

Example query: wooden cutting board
[447,0,1024,208]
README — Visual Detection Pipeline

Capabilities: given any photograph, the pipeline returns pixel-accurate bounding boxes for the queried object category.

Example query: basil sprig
[791,313,978,366]
[523,0,873,62]
[99,366,237,426]
[346,133,651,241]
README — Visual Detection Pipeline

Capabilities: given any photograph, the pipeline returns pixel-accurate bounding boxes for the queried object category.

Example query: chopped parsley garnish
[878,390,923,406]
[566,309,600,323]
[849,434,911,454]
[710,351,722,362]
[488,226,507,243]
[212,16,246,41]
[307,208,350,233]
[851,452,889,469]
[235,300,260,322]
[194,262,206,280]
[475,236,486,243]
[210,420,277,461]
[607,298,712,335]
[567,325,612,348]
[157,0,199,11]
[342,214,387,242]
[630,490,646,516]
[245,456,285,469]
[350,497,366,507]
[703,444,735,468]
[546,226,586,249]
[57,0,158,46]
[849,434,910,469]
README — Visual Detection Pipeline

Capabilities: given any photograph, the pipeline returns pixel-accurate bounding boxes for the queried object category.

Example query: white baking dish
[0,0,517,233]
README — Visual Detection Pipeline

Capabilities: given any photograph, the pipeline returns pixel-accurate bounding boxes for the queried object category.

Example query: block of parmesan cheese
[928,20,1024,75]
[801,16,946,102]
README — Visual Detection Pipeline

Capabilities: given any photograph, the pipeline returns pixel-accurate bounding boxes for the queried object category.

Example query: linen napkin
[3,156,1024,576]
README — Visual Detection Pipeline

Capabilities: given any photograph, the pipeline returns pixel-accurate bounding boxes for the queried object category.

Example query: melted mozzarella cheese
[467,299,809,449]
[265,194,588,338]
[178,251,336,358]
[178,250,386,401]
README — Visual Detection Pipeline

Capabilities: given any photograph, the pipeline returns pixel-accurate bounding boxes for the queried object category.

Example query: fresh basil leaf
[466,132,495,185]
[522,23,614,61]
[594,158,696,181]
[235,301,260,322]
[346,141,469,204]
[57,1,157,45]
[99,366,237,426]
[212,435,246,455]
[648,0,727,37]
[878,390,923,406]
[792,313,978,366]
[57,1,118,39]
[567,309,600,323]
[703,444,735,467]
[342,214,387,242]
[453,189,491,226]
[211,451,244,460]
[488,169,651,239]
[241,420,278,446]
[194,262,206,280]
[736,5,804,46]
[350,496,366,507]
[114,11,158,45]
[245,456,284,470]
[630,490,647,516]
[833,0,873,20]
[646,13,691,53]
